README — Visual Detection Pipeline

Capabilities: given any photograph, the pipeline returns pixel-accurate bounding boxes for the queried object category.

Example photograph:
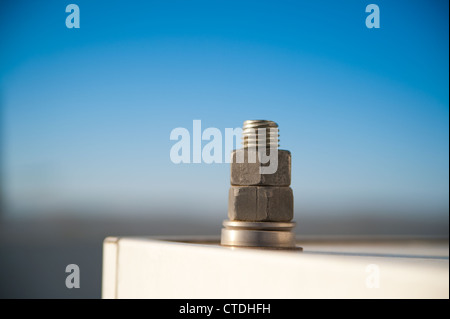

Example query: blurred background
[0,0,448,298]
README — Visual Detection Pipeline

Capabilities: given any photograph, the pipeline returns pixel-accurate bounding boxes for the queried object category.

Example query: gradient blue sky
[1,1,448,226]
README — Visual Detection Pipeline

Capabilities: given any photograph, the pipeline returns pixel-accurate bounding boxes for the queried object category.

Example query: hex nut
[230,149,291,186]
[228,186,293,222]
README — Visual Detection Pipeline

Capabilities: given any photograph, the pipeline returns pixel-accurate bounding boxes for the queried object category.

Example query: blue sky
[1,1,448,228]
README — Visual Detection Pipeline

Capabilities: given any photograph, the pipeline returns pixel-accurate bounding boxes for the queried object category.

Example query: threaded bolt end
[242,120,280,149]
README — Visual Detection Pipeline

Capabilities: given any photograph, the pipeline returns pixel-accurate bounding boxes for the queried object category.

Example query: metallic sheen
[221,220,300,249]
[242,120,280,148]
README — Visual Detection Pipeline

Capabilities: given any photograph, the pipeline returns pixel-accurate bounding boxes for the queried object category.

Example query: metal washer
[221,220,302,250]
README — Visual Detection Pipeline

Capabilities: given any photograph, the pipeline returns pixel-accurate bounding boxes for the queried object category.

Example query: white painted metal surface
[102,237,449,299]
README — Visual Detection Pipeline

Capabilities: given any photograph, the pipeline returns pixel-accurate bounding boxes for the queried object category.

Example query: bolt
[221,120,300,249]
[242,120,279,149]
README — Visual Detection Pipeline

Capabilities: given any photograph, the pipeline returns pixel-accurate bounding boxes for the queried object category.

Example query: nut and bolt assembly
[221,120,299,249]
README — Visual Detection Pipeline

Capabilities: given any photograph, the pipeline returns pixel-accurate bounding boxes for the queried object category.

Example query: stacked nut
[228,121,293,223]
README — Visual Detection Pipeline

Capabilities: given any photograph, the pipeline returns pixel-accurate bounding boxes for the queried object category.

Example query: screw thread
[242,120,280,149]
